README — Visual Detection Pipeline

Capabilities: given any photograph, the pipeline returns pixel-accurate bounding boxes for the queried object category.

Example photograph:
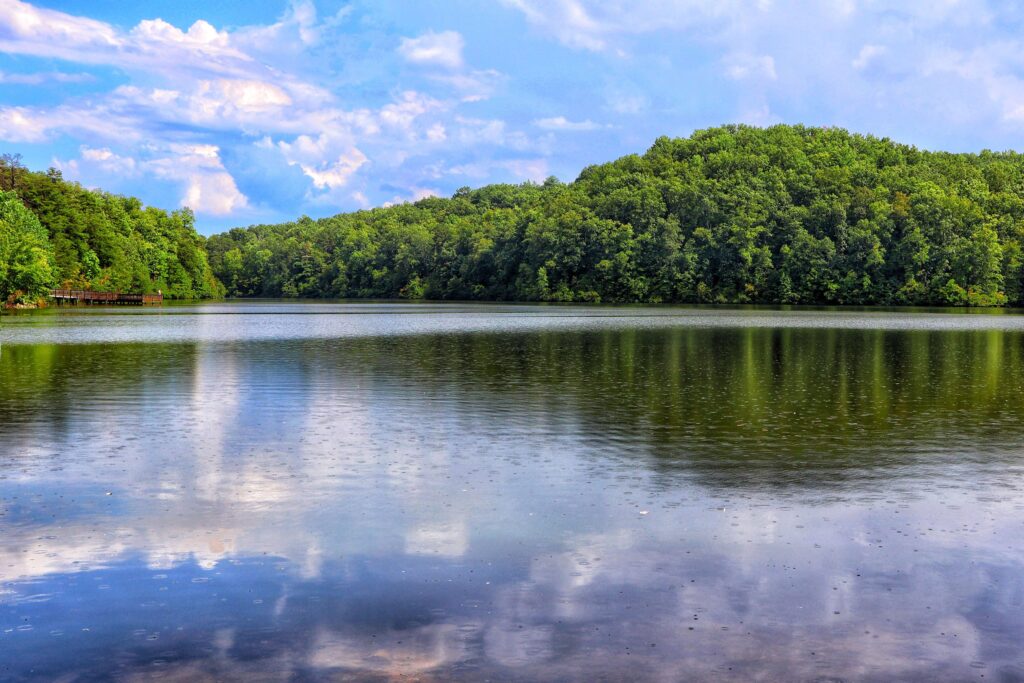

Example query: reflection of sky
[7,302,1024,346]
[2,310,1024,680]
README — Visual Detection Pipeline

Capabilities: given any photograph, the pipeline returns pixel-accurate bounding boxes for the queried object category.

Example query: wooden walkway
[50,289,163,306]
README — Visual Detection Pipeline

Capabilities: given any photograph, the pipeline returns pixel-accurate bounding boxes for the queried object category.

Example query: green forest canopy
[6,124,1024,307]
[0,156,222,305]
[208,125,1024,306]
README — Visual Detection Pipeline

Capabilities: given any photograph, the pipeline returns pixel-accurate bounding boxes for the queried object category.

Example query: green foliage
[0,190,56,303]
[207,125,1024,306]
[0,161,223,303]
[10,124,1024,308]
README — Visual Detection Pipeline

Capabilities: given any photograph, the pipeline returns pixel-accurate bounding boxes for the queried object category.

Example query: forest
[207,125,1024,306]
[6,124,1024,307]
[0,155,222,305]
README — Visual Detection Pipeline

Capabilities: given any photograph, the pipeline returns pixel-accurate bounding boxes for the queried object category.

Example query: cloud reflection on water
[3,309,1024,680]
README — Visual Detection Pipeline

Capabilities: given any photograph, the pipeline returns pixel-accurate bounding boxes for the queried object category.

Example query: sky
[2,1,1024,234]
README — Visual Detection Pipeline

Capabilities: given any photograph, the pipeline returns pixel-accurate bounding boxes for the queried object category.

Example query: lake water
[3,303,1024,682]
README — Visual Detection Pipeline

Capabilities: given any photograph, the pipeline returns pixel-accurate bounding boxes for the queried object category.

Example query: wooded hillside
[207,125,1024,307]
[0,156,222,305]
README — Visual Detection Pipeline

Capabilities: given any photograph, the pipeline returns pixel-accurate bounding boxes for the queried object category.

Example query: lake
[2,303,1024,682]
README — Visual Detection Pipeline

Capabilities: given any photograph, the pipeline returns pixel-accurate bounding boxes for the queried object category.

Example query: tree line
[207,125,1024,306]
[7,124,1024,307]
[0,157,222,305]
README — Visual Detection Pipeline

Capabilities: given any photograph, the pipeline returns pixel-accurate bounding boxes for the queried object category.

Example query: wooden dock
[50,289,163,306]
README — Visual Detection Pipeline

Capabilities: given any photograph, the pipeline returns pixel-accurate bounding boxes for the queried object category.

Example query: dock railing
[50,289,163,305]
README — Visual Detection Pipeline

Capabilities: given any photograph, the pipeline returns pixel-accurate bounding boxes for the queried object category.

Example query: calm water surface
[2,303,1024,682]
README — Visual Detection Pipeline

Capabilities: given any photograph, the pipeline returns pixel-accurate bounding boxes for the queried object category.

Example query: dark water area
[2,303,1024,681]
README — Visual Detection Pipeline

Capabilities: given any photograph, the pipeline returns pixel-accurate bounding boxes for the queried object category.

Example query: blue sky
[2,1,1024,234]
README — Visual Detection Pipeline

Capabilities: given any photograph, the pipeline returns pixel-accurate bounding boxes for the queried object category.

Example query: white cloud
[533,116,605,131]
[426,123,447,142]
[0,2,515,215]
[208,79,293,110]
[0,0,256,77]
[379,91,445,134]
[0,1,554,216]
[501,0,745,52]
[737,103,777,126]
[0,70,94,84]
[11,74,462,212]
[398,30,465,69]
[129,18,236,56]
[102,78,323,136]
[2,98,142,143]
[724,53,777,81]
[0,0,120,54]
[382,186,440,207]
[452,116,539,151]
[398,29,503,102]
[917,42,1024,125]
[236,0,325,49]
[181,171,249,216]
[411,187,440,200]
[504,158,549,182]
[605,89,647,114]
[501,0,608,51]
[142,144,248,216]
[299,148,366,191]
[831,0,857,18]
[448,158,549,183]
[61,143,248,216]
[79,146,137,175]
[430,69,505,102]
[501,0,1024,150]
[852,44,886,70]
[0,106,46,142]
[275,134,369,191]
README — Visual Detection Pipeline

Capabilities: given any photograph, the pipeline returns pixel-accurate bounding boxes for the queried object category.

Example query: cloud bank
[2,0,1024,229]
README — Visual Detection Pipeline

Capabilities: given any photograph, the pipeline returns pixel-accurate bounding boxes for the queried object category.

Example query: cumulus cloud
[10,0,1024,224]
[181,171,249,216]
[0,0,255,76]
[153,145,248,216]
[0,2,529,217]
[398,30,465,69]
[17,1,579,222]
[379,90,446,134]
[59,143,247,216]
[0,2,555,220]
[270,133,370,192]
[235,0,327,49]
